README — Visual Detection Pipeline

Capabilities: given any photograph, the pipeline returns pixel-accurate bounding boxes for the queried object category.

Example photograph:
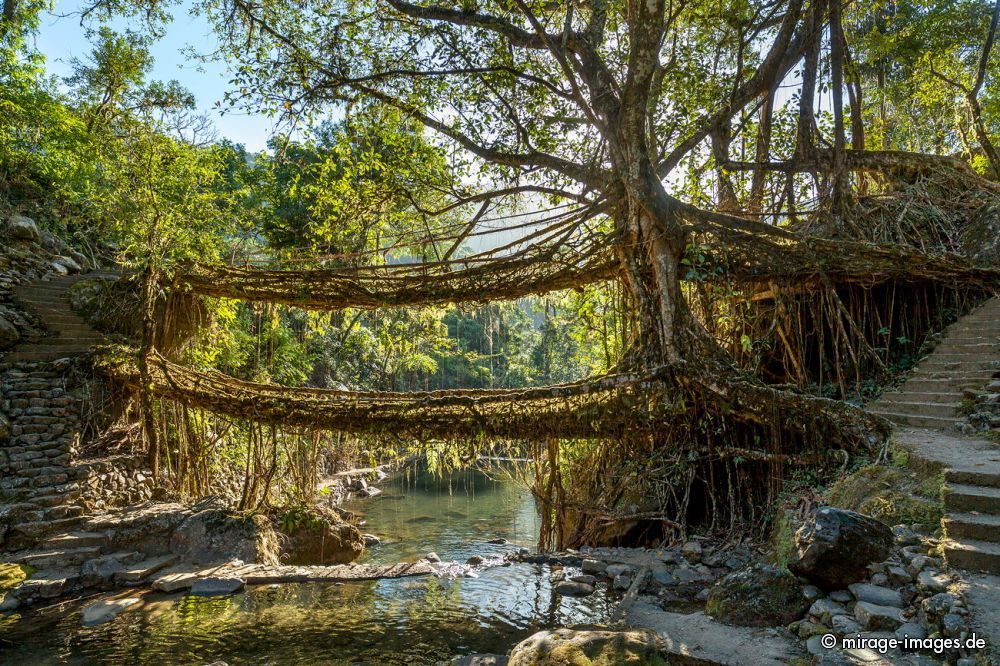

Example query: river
[0,465,617,664]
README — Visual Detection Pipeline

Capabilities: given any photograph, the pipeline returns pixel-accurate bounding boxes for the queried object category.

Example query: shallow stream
[1,466,617,664]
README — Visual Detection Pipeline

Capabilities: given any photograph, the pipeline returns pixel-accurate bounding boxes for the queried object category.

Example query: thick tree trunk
[750,90,775,214]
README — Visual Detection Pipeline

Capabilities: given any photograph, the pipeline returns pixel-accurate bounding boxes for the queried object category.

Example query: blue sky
[33,0,279,150]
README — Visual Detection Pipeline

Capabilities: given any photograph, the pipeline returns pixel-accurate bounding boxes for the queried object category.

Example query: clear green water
[0,467,617,665]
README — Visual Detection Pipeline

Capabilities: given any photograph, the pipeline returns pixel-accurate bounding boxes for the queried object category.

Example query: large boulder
[705,563,810,627]
[788,507,893,591]
[277,507,364,565]
[170,505,280,565]
[507,628,664,666]
[4,214,40,242]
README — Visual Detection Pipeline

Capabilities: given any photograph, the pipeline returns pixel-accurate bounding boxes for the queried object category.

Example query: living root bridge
[174,233,619,310]
[94,346,890,459]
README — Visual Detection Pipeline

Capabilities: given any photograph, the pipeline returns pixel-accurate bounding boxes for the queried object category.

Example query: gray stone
[605,563,632,577]
[681,541,703,563]
[853,601,904,631]
[788,508,894,591]
[920,591,957,628]
[895,622,926,640]
[466,556,484,565]
[81,597,139,626]
[886,566,911,586]
[5,215,40,242]
[613,574,632,590]
[581,558,606,575]
[870,572,889,586]
[189,576,245,596]
[570,574,596,585]
[942,613,967,637]
[53,256,81,274]
[829,589,853,603]
[362,534,380,547]
[907,555,932,577]
[916,570,949,593]
[810,598,848,624]
[706,563,810,627]
[508,628,661,666]
[892,525,921,546]
[554,580,595,596]
[425,552,441,563]
[651,571,675,587]
[803,585,823,601]
[848,583,904,608]
[830,614,861,636]
[0,594,20,612]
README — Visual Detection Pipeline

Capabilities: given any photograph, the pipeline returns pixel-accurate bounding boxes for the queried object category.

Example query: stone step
[943,538,1000,573]
[40,531,110,550]
[115,554,180,584]
[901,377,993,392]
[867,409,959,429]
[943,483,1000,514]
[16,567,81,599]
[11,545,101,568]
[881,391,965,405]
[945,467,1000,489]
[917,360,994,373]
[876,400,960,418]
[943,512,1000,543]
[30,489,83,507]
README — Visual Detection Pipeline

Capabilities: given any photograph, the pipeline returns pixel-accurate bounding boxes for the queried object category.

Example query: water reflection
[1,466,615,664]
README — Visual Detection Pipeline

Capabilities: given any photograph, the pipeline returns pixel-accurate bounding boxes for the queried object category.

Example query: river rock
[363,534,381,547]
[848,583,904,608]
[466,556,484,565]
[886,565,911,586]
[5,215,40,242]
[788,508,893,590]
[278,508,365,565]
[570,574,596,585]
[606,563,632,578]
[81,597,139,626]
[581,558,606,575]
[853,601,904,631]
[508,628,660,666]
[706,563,810,627]
[189,576,245,596]
[613,574,632,591]
[170,505,279,565]
[829,589,852,603]
[425,552,442,563]
[892,525,921,546]
[554,581,595,596]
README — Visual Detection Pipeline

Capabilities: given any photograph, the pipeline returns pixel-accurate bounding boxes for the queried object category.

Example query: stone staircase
[868,297,1000,574]
[869,297,1000,429]
[6,273,113,363]
[0,270,145,608]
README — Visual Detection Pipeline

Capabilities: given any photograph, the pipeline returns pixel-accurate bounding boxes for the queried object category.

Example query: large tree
[204,0,817,367]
